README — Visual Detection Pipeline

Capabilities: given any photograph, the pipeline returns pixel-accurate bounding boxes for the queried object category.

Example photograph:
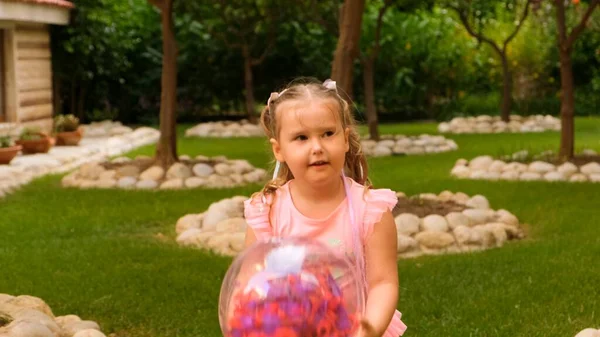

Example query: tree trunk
[242,45,257,123]
[77,84,86,122]
[558,49,575,160]
[500,53,512,122]
[362,58,379,141]
[52,75,62,116]
[331,0,365,99]
[70,78,76,116]
[154,0,178,168]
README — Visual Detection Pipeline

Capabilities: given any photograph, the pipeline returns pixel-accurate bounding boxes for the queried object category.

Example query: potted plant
[54,114,83,146]
[0,135,21,165]
[15,127,54,154]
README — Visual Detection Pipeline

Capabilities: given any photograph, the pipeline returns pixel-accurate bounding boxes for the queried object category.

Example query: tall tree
[293,0,341,36]
[360,0,433,140]
[148,0,178,167]
[551,0,599,160]
[360,0,394,141]
[51,0,156,121]
[447,0,534,122]
[182,1,279,122]
[331,0,367,98]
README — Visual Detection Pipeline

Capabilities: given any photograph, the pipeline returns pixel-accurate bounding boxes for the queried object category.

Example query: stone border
[175,191,525,258]
[80,120,134,138]
[451,155,600,182]
[0,127,159,199]
[176,195,247,256]
[61,155,266,190]
[393,191,525,258]
[0,294,107,337]
[575,328,600,337]
[438,115,560,134]
[0,120,133,138]
[185,120,263,138]
[361,134,458,157]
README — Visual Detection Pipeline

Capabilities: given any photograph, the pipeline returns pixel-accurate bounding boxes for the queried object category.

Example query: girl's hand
[356,319,380,337]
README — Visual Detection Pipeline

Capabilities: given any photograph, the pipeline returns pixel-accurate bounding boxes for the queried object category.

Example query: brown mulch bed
[512,154,600,166]
[552,155,600,166]
[392,197,469,218]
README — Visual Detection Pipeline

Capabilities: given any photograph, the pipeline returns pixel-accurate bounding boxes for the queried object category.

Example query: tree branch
[310,0,339,36]
[503,0,533,51]
[291,0,339,36]
[251,33,275,66]
[449,4,503,56]
[216,30,243,49]
[240,4,261,37]
[361,0,394,63]
[212,0,244,49]
[566,0,599,49]
[372,0,395,58]
[251,8,277,66]
[216,0,240,35]
[147,0,164,10]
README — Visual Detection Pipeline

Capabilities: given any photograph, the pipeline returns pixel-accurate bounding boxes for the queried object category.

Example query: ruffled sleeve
[243,193,274,241]
[362,188,398,240]
[383,310,407,337]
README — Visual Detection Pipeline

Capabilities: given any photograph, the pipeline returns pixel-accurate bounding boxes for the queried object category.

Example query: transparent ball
[219,237,365,337]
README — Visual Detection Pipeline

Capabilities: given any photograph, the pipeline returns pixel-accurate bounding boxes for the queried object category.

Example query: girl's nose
[311,137,324,154]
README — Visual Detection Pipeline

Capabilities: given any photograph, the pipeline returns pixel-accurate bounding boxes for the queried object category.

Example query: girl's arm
[243,192,274,248]
[361,210,399,337]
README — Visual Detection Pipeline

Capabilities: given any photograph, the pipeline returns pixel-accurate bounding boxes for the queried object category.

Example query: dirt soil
[392,197,469,218]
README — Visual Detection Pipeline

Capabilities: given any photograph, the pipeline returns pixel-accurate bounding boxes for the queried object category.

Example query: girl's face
[270,98,350,187]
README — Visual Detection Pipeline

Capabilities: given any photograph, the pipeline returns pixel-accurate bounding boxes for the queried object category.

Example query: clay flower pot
[16,132,54,154]
[56,128,83,146]
[0,145,21,164]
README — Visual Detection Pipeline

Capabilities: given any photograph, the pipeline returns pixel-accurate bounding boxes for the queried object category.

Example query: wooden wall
[2,24,54,133]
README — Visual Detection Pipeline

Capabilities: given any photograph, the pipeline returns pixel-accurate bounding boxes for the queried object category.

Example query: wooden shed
[0,0,73,133]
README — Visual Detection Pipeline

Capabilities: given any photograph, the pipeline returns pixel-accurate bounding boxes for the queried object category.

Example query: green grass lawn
[1,117,599,337]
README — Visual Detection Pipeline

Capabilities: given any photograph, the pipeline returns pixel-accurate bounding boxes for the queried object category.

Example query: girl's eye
[295,135,307,141]
[324,131,334,137]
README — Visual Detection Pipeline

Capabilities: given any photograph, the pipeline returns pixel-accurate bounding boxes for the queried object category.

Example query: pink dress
[244,176,407,337]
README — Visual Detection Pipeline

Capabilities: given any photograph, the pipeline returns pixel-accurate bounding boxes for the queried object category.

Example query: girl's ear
[344,128,350,153]
[270,138,285,162]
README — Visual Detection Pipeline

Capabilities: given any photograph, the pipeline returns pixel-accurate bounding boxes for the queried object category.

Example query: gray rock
[78,163,105,180]
[160,179,184,189]
[415,231,455,249]
[117,177,137,189]
[544,171,566,182]
[397,234,418,253]
[421,215,449,232]
[139,166,164,181]
[215,217,247,233]
[185,177,206,188]
[445,212,471,229]
[136,179,158,189]
[192,163,214,177]
[166,163,192,180]
[214,163,233,176]
[394,214,420,236]
[581,162,600,175]
[528,161,556,174]
[466,195,490,209]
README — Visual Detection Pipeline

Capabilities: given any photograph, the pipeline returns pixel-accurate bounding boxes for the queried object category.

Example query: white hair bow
[323,79,337,91]
[267,92,279,106]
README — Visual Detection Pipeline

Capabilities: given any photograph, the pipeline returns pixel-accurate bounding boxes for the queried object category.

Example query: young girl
[243,79,406,337]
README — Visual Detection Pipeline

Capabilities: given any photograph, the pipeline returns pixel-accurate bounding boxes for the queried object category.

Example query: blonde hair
[257,78,370,198]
